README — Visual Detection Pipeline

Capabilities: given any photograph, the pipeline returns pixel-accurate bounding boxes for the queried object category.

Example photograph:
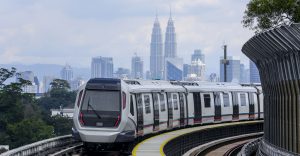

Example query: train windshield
[82,90,120,111]
[79,90,121,128]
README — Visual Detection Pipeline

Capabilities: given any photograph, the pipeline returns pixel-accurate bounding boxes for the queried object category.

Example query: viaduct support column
[242,24,300,155]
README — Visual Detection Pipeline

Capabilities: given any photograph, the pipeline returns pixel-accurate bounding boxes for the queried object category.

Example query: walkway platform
[132,121,260,156]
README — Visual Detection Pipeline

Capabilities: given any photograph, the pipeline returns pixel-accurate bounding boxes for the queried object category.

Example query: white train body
[72,78,263,146]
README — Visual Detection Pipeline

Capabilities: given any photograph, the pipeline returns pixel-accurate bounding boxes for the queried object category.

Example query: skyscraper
[131,54,144,79]
[16,71,38,93]
[115,68,130,79]
[91,57,113,78]
[60,64,73,81]
[165,58,183,81]
[250,60,260,83]
[192,49,205,63]
[150,15,163,80]
[43,76,54,93]
[164,11,177,58]
[220,56,241,82]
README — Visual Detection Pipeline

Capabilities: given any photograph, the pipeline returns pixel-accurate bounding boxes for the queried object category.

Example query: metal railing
[238,137,262,156]
[163,121,264,156]
[0,135,76,156]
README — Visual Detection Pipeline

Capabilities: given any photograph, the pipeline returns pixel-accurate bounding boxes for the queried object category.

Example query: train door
[232,92,239,120]
[221,92,233,121]
[248,92,255,119]
[129,94,137,128]
[152,93,160,131]
[167,92,173,129]
[179,93,186,127]
[159,93,168,130]
[259,93,264,119]
[193,92,202,124]
[252,92,259,119]
[201,92,214,123]
[136,93,144,136]
[214,92,221,122]
[172,93,180,128]
[238,92,249,120]
[142,93,154,134]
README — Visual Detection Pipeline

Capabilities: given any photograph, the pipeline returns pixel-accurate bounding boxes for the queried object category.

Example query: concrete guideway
[132,120,263,156]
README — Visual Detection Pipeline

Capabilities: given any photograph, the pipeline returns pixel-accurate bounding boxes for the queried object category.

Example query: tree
[6,118,54,148]
[50,115,73,136]
[242,0,300,33]
[50,79,70,90]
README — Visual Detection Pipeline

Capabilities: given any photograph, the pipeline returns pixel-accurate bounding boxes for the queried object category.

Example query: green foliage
[6,118,54,148]
[0,68,75,149]
[50,79,70,90]
[50,115,73,136]
[243,0,300,33]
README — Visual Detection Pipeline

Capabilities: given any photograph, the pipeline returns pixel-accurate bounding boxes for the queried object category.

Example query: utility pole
[222,44,229,82]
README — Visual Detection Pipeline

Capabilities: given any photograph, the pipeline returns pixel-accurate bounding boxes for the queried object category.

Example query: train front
[72,78,135,149]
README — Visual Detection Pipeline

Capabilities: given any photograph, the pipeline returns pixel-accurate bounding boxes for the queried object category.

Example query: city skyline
[0,0,253,75]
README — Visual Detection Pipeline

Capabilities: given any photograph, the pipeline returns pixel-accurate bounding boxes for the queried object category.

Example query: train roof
[123,79,258,93]
[124,79,186,93]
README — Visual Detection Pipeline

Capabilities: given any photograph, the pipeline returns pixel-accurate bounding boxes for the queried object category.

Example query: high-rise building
[192,49,205,63]
[150,15,163,80]
[61,64,73,81]
[185,50,206,81]
[70,77,85,91]
[43,76,54,93]
[145,71,151,80]
[240,63,248,83]
[187,59,206,81]
[164,12,177,58]
[16,71,38,93]
[250,60,260,83]
[220,56,241,82]
[165,58,183,81]
[131,54,143,79]
[183,64,191,79]
[91,57,114,78]
[115,68,130,79]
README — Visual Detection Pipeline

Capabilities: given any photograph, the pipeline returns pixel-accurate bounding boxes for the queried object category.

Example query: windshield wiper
[87,98,102,119]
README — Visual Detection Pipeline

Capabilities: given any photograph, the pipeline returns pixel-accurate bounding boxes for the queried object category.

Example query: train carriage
[72,78,263,150]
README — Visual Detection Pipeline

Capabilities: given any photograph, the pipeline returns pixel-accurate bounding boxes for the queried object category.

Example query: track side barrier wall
[163,121,263,156]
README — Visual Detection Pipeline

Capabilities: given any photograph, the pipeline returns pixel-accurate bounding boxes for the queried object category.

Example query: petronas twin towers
[150,12,177,80]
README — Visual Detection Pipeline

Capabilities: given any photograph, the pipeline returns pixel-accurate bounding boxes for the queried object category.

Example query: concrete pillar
[242,24,300,155]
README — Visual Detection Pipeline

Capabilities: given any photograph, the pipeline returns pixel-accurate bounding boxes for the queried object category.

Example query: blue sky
[0,0,253,75]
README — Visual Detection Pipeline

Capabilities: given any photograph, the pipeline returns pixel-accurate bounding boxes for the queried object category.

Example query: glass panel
[160,93,166,112]
[130,95,134,116]
[223,93,230,107]
[144,94,151,114]
[204,94,211,108]
[81,90,120,111]
[173,94,178,110]
[240,93,247,106]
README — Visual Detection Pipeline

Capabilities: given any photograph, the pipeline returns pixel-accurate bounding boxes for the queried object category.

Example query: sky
[0,0,254,75]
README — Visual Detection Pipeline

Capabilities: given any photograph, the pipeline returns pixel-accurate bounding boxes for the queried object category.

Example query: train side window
[240,93,247,106]
[214,92,221,106]
[249,93,254,105]
[144,94,151,114]
[153,93,159,112]
[173,94,178,110]
[160,93,166,112]
[130,95,134,116]
[223,93,230,107]
[204,94,211,108]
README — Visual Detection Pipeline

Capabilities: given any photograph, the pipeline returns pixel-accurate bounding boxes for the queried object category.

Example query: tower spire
[169,5,172,19]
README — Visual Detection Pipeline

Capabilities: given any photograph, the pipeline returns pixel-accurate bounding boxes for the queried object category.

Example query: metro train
[72,78,263,150]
